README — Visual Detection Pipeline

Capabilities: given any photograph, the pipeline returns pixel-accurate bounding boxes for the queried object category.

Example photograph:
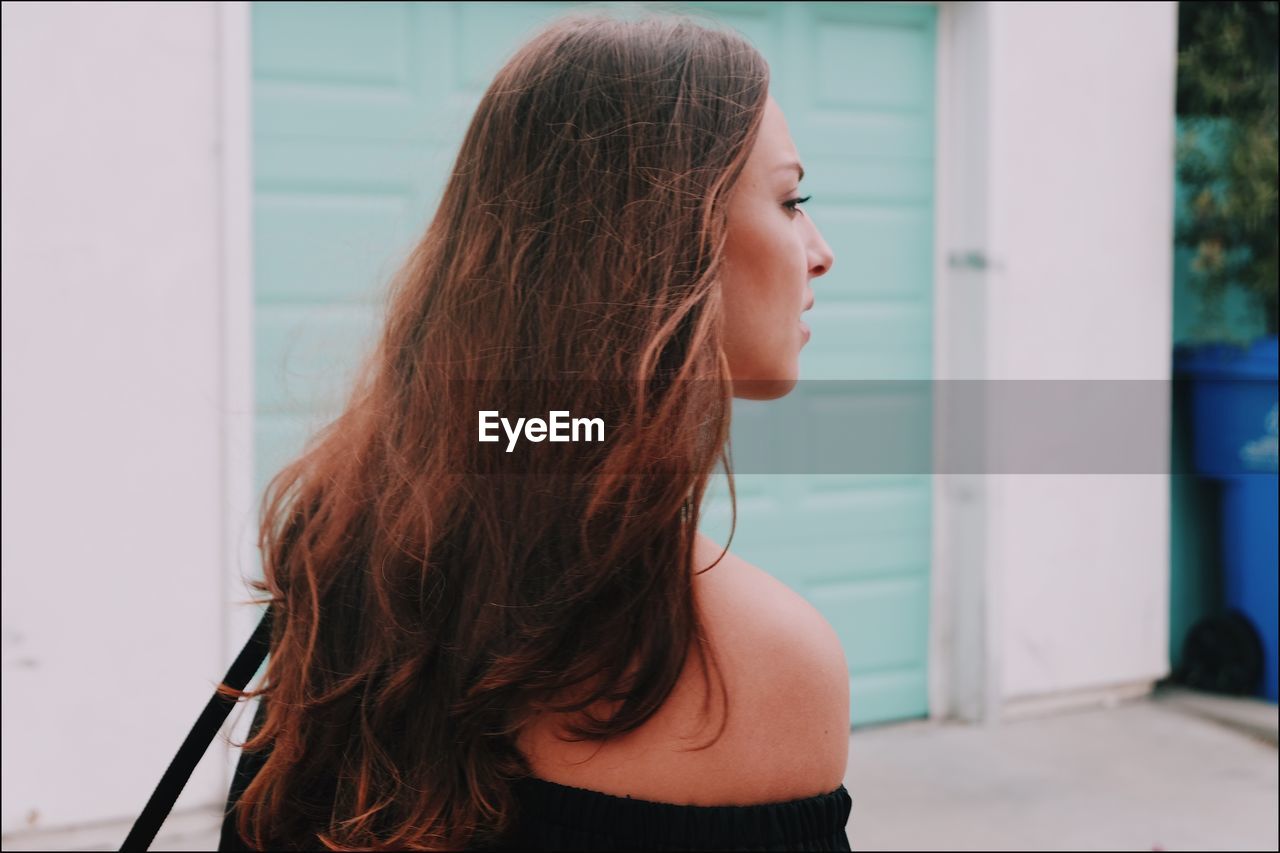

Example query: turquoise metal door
[251,0,937,727]
[687,2,938,728]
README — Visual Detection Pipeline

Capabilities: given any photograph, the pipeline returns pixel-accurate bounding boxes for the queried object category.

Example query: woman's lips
[799,319,811,342]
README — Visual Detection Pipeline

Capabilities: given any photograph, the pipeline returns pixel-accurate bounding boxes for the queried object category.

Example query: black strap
[217,695,272,851]
[120,607,273,852]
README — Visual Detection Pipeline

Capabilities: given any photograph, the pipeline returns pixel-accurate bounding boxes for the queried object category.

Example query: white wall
[1,1,247,836]
[982,2,1177,707]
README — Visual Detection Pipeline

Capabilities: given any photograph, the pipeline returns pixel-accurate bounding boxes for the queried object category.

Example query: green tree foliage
[1175,1,1278,339]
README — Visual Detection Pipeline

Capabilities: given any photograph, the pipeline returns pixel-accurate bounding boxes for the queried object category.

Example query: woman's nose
[811,232,834,278]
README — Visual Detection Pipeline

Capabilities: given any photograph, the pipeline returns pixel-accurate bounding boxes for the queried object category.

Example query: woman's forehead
[751,98,800,173]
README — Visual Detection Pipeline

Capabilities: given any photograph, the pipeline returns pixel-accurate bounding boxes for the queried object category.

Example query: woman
[221,9,846,851]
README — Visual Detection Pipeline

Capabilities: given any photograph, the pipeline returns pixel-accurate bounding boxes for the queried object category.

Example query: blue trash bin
[1174,334,1279,702]
[1221,472,1279,701]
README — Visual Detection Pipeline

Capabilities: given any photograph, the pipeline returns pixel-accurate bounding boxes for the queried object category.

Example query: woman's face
[720,95,835,400]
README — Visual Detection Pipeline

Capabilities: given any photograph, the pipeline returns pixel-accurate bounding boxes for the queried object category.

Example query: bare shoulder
[690,532,850,798]
[516,533,850,805]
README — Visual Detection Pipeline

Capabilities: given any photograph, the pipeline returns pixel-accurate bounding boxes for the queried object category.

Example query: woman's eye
[783,195,812,216]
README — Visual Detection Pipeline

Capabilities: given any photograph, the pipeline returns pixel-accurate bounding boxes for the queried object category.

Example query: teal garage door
[251,1,937,728]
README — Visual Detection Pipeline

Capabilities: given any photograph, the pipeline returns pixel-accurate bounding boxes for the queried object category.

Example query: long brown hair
[225,10,769,850]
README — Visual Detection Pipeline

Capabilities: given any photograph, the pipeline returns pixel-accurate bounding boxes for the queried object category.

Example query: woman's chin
[731,375,798,400]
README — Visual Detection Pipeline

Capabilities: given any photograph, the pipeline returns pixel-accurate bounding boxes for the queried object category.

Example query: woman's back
[219,534,853,851]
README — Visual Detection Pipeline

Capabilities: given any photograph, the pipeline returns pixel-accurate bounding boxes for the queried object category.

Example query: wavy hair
[224,10,769,850]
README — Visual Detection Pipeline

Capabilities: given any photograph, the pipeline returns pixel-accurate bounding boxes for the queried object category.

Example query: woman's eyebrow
[774,161,804,182]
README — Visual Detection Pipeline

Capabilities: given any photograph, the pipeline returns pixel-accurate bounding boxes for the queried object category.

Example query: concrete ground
[843,684,1277,852]
[4,684,1275,852]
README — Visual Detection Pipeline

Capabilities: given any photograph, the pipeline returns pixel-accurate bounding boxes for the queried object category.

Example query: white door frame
[215,0,260,792]
[931,0,1001,725]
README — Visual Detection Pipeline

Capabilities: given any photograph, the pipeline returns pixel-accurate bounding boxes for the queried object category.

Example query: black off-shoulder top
[478,775,852,851]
